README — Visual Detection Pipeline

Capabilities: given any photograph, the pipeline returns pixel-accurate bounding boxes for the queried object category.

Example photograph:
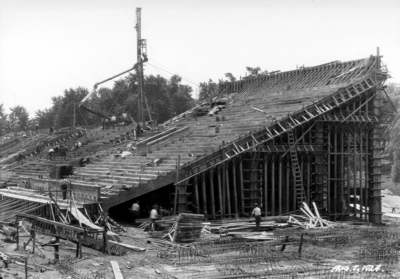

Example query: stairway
[287,129,306,208]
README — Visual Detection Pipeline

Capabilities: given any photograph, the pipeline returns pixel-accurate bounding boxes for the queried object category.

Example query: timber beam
[318,114,379,123]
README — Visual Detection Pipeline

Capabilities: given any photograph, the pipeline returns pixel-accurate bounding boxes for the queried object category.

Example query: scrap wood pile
[164,213,204,243]
[95,209,127,234]
[288,202,335,229]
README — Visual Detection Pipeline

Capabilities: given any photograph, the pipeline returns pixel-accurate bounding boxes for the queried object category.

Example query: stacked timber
[207,216,289,234]
[172,213,204,243]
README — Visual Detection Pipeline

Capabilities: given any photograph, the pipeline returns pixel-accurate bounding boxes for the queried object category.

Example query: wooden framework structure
[174,50,391,223]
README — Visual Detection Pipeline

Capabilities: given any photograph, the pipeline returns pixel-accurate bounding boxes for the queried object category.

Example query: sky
[1,0,400,117]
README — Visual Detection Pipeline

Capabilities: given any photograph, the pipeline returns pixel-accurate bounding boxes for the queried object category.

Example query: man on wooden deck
[251,203,262,231]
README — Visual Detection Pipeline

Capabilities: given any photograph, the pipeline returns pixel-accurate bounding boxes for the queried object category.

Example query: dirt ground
[2,171,400,278]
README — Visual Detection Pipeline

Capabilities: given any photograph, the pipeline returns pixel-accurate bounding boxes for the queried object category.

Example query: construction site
[2,5,400,279]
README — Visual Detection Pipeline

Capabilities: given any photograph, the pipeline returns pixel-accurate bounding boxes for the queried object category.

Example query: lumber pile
[164,213,204,243]
[206,217,289,234]
[288,202,335,229]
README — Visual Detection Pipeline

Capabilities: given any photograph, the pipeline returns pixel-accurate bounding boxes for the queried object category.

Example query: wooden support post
[353,112,357,217]
[194,177,200,214]
[103,230,108,254]
[263,154,268,217]
[298,233,304,254]
[16,216,19,250]
[271,156,275,216]
[173,155,181,215]
[209,172,216,219]
[232,163,239,218]
[239,160,245,215]
[225,166,231,218]
[359,129,363,220]
[286,159,290,213]
[55,236,60,260]
[218,171,224,218]
[279,158,282,215]
[202,172,208,220]
[24,257,28,279]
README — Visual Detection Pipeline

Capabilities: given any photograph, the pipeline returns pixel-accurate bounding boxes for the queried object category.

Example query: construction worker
[251,203,262,232]
[150,205,159,231]
[60,145,67,160]
[110,115,116,129]
[131,201,140,226]
[60,179,69,200]
[48,149,55,161]
[104,118,109,129]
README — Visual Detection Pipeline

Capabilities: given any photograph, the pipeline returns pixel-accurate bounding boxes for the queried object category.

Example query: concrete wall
[21,177,101,203]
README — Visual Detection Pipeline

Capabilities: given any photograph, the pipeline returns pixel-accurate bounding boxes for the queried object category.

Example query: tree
[35,108,56,129]
[168,75,194,117]
[199,79,218,101]
[0,104,7,136]
[224,72,236,82]
[8,105,29,132]
[244,66,269,80]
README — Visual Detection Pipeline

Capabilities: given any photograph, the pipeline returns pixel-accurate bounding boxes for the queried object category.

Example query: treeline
[0,68,253,135]
[0,73,211,135]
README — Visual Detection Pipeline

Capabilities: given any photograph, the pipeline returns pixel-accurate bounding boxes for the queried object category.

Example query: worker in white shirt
[149,205,159,231]
[251,203,262,231]
[131,201,140,226]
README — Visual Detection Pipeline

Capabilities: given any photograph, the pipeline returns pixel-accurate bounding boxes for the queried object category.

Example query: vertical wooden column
[286,159,290,213]
[278,158,282,215]
[314,123,325,209]
[194,177,200,214]
[340,125,345,219]
[225,165,232,218]
[209,170,216,219]
[232,162,239,218]
[202,173,208,220]
[334,127,338,220]
[364,128,369,219]
[307,161,311,205]
[346,124,351,215]
[359,129,363,220]
[263,154,268,216]
[353,125,357,217]
[217,171,224,218]
[239,160,245,215]
[271,156,275,216]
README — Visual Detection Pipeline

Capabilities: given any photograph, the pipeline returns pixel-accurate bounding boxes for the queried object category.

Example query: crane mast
[136,8,146,124]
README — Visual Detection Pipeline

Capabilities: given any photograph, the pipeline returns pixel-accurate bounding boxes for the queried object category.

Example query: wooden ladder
[287,129,306,208]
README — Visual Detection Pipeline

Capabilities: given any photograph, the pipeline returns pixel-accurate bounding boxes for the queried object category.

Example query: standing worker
[60,179,69,200]
[48,148,55,161]
[110,115,116,129]
[131,201,140,226]
[149,205,159,231]
[251,203,262,231]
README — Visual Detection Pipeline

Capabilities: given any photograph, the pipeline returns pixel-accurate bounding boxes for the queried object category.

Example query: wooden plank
[271,157,275,216]
[279,158,282,215]
[110,261,124,279]
[109,241,146,252]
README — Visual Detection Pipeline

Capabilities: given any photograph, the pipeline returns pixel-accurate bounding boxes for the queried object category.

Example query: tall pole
[73,102,76,158]
[136,8,143,124]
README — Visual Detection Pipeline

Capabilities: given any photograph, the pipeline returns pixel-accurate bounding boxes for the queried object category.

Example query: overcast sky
[1,0,399,116]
